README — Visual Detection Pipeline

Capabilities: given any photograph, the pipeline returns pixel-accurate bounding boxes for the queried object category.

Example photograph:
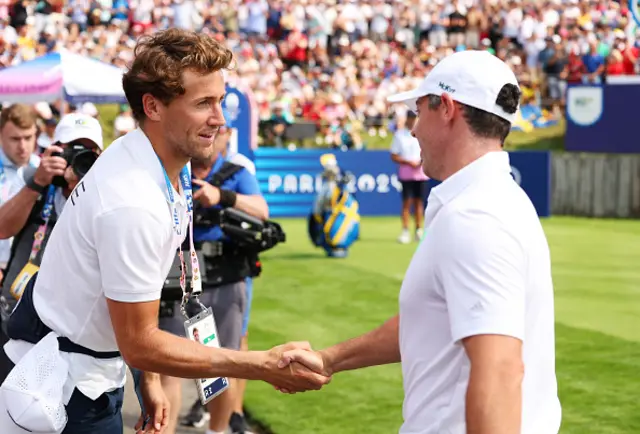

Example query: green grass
[95,104,566,152]
[244,216,640,434]
[97,103,119,146]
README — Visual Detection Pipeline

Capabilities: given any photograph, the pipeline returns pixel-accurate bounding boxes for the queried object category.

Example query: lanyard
[0,158,7,202]
[29,185,56,263]
[158,158,203,314]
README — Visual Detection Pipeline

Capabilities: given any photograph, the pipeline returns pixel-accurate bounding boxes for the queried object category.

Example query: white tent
[0,49,126,104]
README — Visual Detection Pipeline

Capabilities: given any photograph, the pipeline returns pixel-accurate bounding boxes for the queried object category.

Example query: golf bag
[307,154,360,258]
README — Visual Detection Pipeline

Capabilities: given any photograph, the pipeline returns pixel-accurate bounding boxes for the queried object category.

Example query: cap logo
[439,82,456,93]
[75,119,88,126]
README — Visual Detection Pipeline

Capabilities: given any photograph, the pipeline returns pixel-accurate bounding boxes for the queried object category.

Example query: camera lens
[71,150,98,178]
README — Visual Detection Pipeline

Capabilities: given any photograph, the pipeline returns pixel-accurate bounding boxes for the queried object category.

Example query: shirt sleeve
[234,169,262,196]
[94,207,170,303]
[390,133,402,155]
[437,210,527,344]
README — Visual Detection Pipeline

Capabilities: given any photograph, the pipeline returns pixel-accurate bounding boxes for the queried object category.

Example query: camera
[51,140,98,188]
[161,207,286,302]
[193,204,286,253]
[218,207,286,253]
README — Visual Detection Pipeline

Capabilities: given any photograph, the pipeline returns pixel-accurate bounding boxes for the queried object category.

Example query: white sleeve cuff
[451,315,525,344]
[105,288,161,303]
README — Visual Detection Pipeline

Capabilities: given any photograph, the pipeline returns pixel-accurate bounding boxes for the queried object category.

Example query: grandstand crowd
[0,0,639,147]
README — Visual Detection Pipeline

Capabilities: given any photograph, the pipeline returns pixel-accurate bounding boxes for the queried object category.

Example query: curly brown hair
[122,29,235,122]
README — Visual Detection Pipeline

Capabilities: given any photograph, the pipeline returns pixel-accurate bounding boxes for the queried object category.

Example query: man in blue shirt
[160,127,268,434]
[582,41,605,84]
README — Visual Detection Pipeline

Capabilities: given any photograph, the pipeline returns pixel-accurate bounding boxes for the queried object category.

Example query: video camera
[218,207,286,253]
[51,140,99,188]
[161,206,286,302]
[193,204,286,254]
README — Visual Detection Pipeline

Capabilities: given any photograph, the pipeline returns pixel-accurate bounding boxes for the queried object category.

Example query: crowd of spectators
[1,0,639,148]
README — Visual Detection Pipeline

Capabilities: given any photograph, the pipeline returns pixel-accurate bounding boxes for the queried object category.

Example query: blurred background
[4,0,639,150]
[0,0,639,433]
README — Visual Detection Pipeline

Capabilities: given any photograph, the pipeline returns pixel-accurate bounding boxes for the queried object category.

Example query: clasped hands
[263,341,332,394]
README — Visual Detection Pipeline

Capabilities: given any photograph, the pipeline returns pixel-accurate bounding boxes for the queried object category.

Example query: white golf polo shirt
[4,128,189,400]
[398,151,561,434]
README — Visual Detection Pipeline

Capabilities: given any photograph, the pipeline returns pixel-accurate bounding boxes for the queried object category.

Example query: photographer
[0,104,40,286]
[159,127,269,434]
[0,113,102,383]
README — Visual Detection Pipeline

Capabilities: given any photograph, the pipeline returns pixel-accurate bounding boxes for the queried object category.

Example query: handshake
[261,341,333,394]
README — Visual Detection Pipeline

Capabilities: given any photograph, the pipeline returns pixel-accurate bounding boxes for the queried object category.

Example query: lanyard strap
[29,185,56,263]
[158,159,203,312]
[0,158,8,203]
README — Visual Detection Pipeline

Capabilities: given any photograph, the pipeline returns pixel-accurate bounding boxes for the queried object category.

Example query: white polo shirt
[5,128,189,400]
[398,151,561,434]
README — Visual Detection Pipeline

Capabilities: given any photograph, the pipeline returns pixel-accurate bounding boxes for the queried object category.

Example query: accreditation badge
[184,307,229,405]
[10,262,40,300]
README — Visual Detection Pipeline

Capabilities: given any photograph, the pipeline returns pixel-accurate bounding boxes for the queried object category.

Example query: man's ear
[439,93,458,123]
[142,94,162,122]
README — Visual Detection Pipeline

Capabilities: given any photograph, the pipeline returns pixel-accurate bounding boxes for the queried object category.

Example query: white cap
[80,102,98,117]
[53,113,104,150]
[387,50,520,124]
[0,333,69,434]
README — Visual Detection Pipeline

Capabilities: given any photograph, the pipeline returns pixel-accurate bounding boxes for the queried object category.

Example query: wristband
[219,189,237,208]
[25,176,46,194]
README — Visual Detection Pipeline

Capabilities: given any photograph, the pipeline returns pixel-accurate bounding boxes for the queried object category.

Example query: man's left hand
[192,179,221,207]
[135,373,170,434]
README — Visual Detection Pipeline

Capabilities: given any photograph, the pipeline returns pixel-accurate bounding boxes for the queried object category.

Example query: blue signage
[255,149,551,218]
[565,81,640,153]
[222,85,254,160]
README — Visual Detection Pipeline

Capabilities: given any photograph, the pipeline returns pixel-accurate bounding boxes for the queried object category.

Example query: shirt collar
[0,148,40,171]
[124,128,186,206]
[0,147,15,171]
[430,151,512,207]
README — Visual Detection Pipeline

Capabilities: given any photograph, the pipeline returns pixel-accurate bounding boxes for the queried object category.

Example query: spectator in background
[447,0,467,48]
[79,102,99,119]
[331,116,363,151]
[2,0,640,154]
[36,117,57,153]
[582,40,606,83]
[607,48,626,76]
[0,104,39,284]
[390,111,427,244]
[264,101,292,147]
[113,103,136,138]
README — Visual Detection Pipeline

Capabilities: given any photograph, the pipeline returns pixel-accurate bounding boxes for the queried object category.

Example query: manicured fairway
[244,216,640,434]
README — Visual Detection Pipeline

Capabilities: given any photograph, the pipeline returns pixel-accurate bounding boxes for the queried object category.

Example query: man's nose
[208,107,226,127]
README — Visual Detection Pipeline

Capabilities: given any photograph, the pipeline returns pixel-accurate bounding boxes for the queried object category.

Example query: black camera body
[160,205,286,302]
[51,141,98,188]
[193,204,286,254]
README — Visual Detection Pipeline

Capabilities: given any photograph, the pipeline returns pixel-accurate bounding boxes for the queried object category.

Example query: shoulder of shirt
[226,153,256,175]
[86,137,170,218]
[436,179,536,234]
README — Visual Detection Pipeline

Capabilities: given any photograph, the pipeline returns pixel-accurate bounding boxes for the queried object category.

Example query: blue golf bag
[307,155,360,257]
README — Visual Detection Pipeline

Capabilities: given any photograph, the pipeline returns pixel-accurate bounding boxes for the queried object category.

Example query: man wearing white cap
[278,50,562,434]
[0,113,103,384]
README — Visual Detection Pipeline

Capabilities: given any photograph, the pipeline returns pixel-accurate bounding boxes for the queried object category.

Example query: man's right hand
[259,341,332,393]
[33,146,67,187]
